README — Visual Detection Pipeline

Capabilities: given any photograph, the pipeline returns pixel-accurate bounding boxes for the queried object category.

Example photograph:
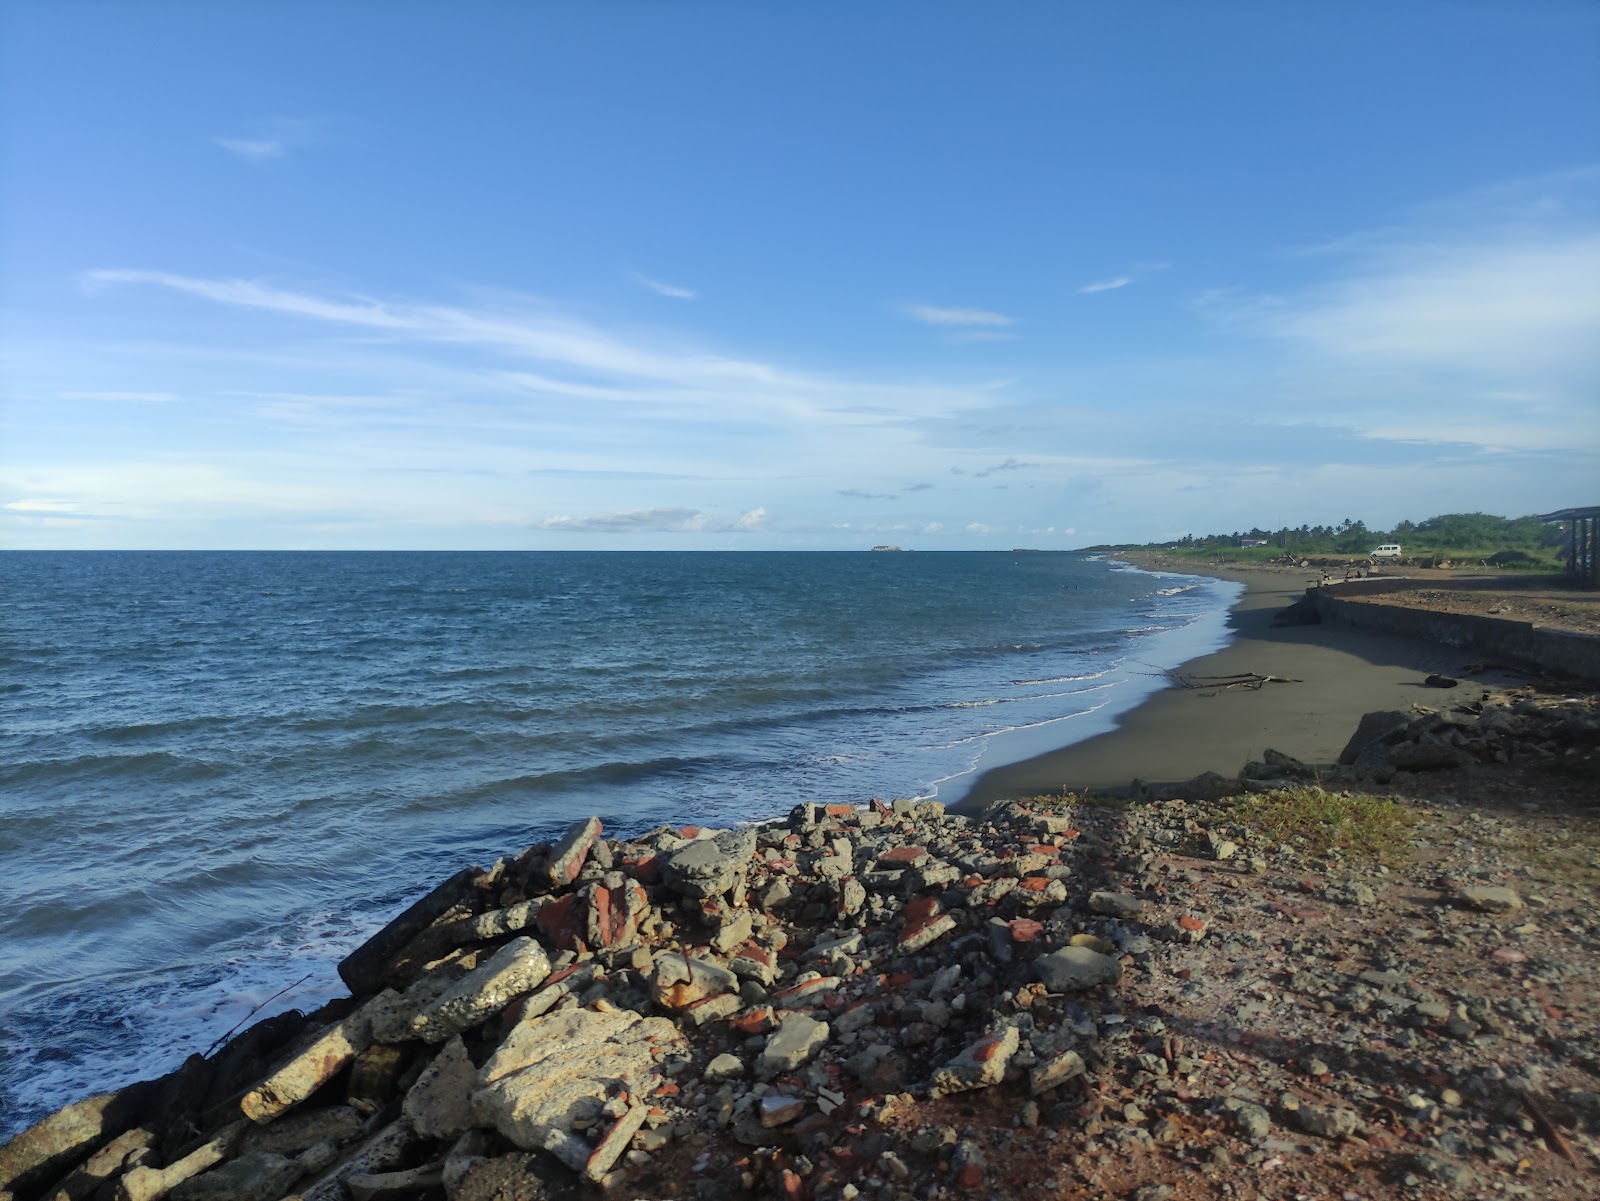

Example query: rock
[930,1026,1019,1097]
[1029,1050,1086,1094]
[582,1104,648,1183]
[347,1164,446,1201]
[1352,739,1397,784]
[0,1091,133,1195]
[1180,771,1235,801]
[662,828,755,899]
[347,1044,410,1107]
[1297,1105,1360,1139]
[1390,742,1468,771]
[704,1053,746,1082]
[295,1121,417,1201]
[241,1106,365,1157]
[1424,674,1460,689]
[1035,946,1123,992]
[649,952,738,1009]
[1338,711,1411,765]
[168,1151,302,1201]
[34,1127,153,1201]
[242,991,396,1123]
[899,897,957,952]
[410,936,551,1043]
[474,1007,684,1152]
[1457,885,1523,912]
[1232,1102,1271,1139]
[759,1013,829,1077]
[402,1037,477,1140]
[338,867,481,995]
[759,1095,808,1128]
[1088,891,1143,918]
[547,816,603,889]
[114,1123,246,1201]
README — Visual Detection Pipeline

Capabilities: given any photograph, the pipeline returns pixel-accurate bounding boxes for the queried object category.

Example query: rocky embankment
[3,690,1598,1201]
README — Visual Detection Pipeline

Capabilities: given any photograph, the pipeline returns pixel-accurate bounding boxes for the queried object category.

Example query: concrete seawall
[1310,579,1600,684]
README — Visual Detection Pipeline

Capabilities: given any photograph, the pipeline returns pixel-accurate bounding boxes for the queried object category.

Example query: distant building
[1541,506,1599,588]
[1239,538,1270,548]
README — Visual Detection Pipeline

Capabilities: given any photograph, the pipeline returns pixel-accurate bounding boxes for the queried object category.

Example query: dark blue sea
[0,550,1238,1134]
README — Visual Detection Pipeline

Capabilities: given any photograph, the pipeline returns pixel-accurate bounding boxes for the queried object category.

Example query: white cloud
[631,272,696,300]
[4,498,79,512]
[905,305,1015,327]
[1078,276,1131,294]
[965,521,990,534]
[215,137,285,160]
[540,507,710,533]
[734,506,767,529]
[922,521,943,533]
[58,391,179,403]
[1271,235,1600,372]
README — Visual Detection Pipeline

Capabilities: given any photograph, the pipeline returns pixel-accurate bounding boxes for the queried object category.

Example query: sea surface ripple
[0,550,1234,1133]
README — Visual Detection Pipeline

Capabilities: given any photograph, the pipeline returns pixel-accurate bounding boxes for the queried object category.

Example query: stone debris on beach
[3,686,1599,1201]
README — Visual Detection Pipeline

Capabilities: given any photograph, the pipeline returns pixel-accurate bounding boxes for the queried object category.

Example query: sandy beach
[958,557,1529,809]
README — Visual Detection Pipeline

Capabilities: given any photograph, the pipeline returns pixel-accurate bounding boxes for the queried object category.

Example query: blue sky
[3,2,1597,550]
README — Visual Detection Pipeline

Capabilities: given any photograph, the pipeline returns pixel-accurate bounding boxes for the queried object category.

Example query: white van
[1370,544,1403,559]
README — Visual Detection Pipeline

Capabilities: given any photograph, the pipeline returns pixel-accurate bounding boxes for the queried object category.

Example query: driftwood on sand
[1166,669,1302,691]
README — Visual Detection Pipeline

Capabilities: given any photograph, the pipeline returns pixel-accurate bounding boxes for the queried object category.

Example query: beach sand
[956,558,1528,809]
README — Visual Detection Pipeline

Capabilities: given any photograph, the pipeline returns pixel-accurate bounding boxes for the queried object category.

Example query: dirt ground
[1350,573,1600,638]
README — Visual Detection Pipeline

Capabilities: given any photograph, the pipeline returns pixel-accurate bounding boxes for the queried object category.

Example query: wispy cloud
[905,304,1015,327]
[59,390,179,403]
[1078,275,1131,294]
[541,507,708,532]
[630,271,696,300]
[1078,260,1168,294]
[734,506,767,530]
[215,137,285,160]
[3,498,80,513]
[837,488,897,500]
[213,117,323,162]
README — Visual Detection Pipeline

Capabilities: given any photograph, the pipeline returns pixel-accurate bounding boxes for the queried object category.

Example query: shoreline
[954,554,1527,811]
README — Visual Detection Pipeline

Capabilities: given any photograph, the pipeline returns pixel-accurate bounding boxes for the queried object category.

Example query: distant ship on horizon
[870,545,906,552]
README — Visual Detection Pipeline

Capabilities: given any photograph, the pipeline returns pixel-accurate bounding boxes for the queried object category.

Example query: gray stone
[410,936,551,1043]
[1029,1050,1086,1094]
[662,829,756,899]
[1297,1105,1360,1139]
[547,816,602,889]
[0,1091,128,1194]
[169,1151,302,1201]
[649,952,738,1009]
[475,1007,685,1152]
[1232,1103,1271,1139]
[930,1026,1019,1097]
[1391,742,1468,772]
[1352,739,1397,784]
[241,1106,365,1157]
[1339,711,1411,764]
[1457,885,1522,912]
[759,1013,829,1076]
[704,1053,746,1082]
[1088,891,1143,919]
[402,1037,477,1140]
[1035,946,1123,992]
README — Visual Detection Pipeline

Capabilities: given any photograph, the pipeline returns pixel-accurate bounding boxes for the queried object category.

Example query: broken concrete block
[402,1037,478,1140]
[410,936,551,1043]
[930,1026,1019,1098]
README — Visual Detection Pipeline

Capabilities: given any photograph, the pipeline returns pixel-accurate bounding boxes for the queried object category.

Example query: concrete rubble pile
[3,690,1597,1200]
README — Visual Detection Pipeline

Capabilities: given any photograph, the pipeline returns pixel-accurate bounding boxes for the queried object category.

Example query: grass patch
[1229,786,1416,863]
[1026,790,1132,812]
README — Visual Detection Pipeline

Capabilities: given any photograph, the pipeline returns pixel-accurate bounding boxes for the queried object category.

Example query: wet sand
[956,558,1523,810]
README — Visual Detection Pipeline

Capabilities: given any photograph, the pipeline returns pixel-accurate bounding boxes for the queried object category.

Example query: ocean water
[0,550,1237,1134]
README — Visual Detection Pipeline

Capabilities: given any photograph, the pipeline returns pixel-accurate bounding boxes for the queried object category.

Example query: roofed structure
[1541,506,1600,588]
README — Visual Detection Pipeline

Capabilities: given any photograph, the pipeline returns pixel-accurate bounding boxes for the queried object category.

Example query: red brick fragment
[1009,918,1044,942]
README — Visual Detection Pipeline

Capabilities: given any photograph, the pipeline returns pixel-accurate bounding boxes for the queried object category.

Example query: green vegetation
[1088,511,1567,570]
[1229,786,1416,863]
